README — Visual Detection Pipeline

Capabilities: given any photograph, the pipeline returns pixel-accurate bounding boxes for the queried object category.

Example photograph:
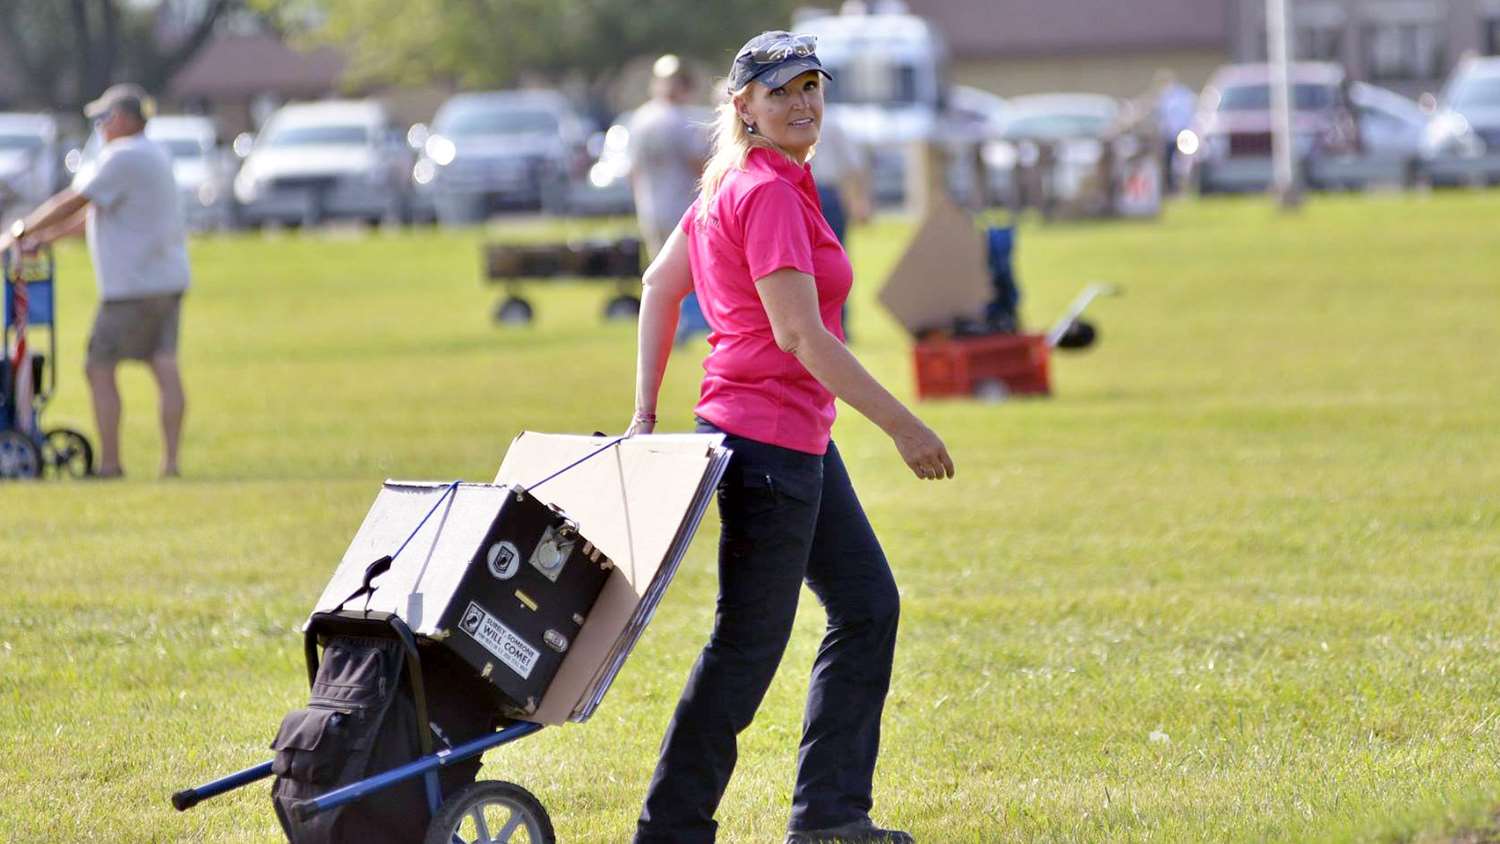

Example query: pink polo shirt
[681,146,854,455]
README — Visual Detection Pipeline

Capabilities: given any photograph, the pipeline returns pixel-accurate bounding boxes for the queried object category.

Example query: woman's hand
[624,411,657,437]
[893,419,955,481]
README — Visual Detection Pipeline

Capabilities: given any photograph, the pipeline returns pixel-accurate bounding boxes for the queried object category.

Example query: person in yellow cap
[0,83,191,479]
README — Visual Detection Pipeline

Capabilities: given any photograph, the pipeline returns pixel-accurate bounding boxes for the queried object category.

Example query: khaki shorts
[87,293,183,366]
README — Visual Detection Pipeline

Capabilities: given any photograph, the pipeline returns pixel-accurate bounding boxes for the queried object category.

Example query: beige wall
[951,48,1231,98]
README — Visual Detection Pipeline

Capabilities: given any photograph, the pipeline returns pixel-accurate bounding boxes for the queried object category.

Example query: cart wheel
[494,297,535,326]
[973,378,1010,403]
[1054,319,1097,350]
[41,428,94,478]
[0,430,41,479]
[602,294,640,321]
[423,780,555,844]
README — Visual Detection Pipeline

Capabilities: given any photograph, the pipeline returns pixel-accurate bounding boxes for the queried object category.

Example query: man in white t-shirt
[627,55,709,257]
[809,113,871,245]
[0,83,190,478]
[626,55,711,343]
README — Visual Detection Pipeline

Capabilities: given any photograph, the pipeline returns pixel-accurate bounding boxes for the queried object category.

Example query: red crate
[913,333,1051,399]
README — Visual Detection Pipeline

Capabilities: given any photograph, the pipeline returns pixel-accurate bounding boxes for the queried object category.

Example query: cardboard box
[310,432,729,726]
[878,143,993,338]
[493,432,728,724]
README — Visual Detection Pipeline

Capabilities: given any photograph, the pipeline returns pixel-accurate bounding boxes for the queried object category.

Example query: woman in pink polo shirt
[626,31,954,844]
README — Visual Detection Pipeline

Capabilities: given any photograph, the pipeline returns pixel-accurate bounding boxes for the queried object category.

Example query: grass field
[2,192,1498,843]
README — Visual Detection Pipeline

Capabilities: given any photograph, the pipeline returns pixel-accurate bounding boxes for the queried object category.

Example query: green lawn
[2,193,1497,843]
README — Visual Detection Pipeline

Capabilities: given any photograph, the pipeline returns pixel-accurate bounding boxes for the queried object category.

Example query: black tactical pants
[635,426,901,842]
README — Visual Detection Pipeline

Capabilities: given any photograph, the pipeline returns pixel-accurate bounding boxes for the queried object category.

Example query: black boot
[785,817,914,843]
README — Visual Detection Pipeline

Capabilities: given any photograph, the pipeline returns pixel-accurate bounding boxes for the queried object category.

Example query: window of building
[1485,18,1500,55]
[1362,19,1447,81]
[1297,26,1345,62]
[1295,3,1347,62]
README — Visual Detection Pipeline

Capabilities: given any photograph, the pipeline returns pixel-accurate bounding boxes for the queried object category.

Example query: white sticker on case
[486,541,522,580]
[458,601,539,680]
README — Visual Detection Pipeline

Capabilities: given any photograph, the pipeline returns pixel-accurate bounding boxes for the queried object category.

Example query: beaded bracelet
[633,411,657,424]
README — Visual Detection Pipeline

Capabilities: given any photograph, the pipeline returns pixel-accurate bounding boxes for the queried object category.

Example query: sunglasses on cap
[739,33,818,64]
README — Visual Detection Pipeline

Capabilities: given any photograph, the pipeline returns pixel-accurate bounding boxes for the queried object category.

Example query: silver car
[981,94,1122,209]
[0,113,65,221]
[1336,82,1428,188]
[234,100,415,227]
[415,91,594,224]
[1181,63,1360,194]
[145,115,237,230]
[573,113,637,217]
[1422,56,1500,187]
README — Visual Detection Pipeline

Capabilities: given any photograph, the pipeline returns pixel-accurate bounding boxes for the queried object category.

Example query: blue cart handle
[171,721,541,813]
[171,760,275,811]
[290,721,543,820]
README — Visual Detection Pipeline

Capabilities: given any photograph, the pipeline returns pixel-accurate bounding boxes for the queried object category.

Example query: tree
[273,0,800,110]
[0,0,239,113]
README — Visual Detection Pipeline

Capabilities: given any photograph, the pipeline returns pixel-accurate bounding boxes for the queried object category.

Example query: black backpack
[269,635,492,843]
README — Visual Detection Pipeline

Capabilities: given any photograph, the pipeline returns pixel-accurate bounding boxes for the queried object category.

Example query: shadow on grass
[1411,810,1500,844]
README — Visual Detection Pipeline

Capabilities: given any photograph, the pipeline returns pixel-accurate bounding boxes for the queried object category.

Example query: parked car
[69,115,238,231]
[233,100,414,227]
[1422,55,1500,187]
[1179,62,1360,194]
[980,93,1121,208]
[800,6,950,204]
[569,102,721,218]
[575,113,636,217]
[414,90,595,224]
[144,115,238,230]
[1339,82,1428,187]
[0,113,65,220]
[944,85,1008,205]
[948,85,1009,137]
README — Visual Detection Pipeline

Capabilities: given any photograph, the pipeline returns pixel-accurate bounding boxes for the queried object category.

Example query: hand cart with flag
[1,246,94,479]
[171,433,731,844]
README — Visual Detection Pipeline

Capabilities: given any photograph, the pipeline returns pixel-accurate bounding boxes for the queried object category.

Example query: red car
[1178,62,1361,193]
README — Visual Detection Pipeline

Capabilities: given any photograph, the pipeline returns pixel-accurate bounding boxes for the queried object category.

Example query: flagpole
[1267,0,1302,209]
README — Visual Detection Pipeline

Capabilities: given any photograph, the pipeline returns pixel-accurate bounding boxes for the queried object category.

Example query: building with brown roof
[1230,0,1500,98]
[904,0,1236,97]
[167,33,347,136]
[904,0,1499,100]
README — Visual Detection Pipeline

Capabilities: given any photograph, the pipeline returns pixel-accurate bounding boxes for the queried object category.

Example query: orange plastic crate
[912,333,1051,399]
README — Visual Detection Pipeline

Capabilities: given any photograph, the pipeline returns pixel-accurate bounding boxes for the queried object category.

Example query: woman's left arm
[627,227,695,435]
[757,270,954,480]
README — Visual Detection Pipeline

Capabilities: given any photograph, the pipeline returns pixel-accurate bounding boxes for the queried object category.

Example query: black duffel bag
[269,636,493,844]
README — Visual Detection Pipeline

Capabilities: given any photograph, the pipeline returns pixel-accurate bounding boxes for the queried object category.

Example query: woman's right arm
[627,226,695,435]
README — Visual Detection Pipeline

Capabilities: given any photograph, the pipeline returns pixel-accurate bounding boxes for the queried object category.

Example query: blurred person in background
[1152,69,1197,193]
[0,84,189,479]
[626,30,953,844]
[808,113,870,336]
[628,54,712,344]
[808,113,870,246]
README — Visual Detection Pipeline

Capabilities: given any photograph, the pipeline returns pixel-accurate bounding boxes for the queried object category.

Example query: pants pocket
[722,469,781,518]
